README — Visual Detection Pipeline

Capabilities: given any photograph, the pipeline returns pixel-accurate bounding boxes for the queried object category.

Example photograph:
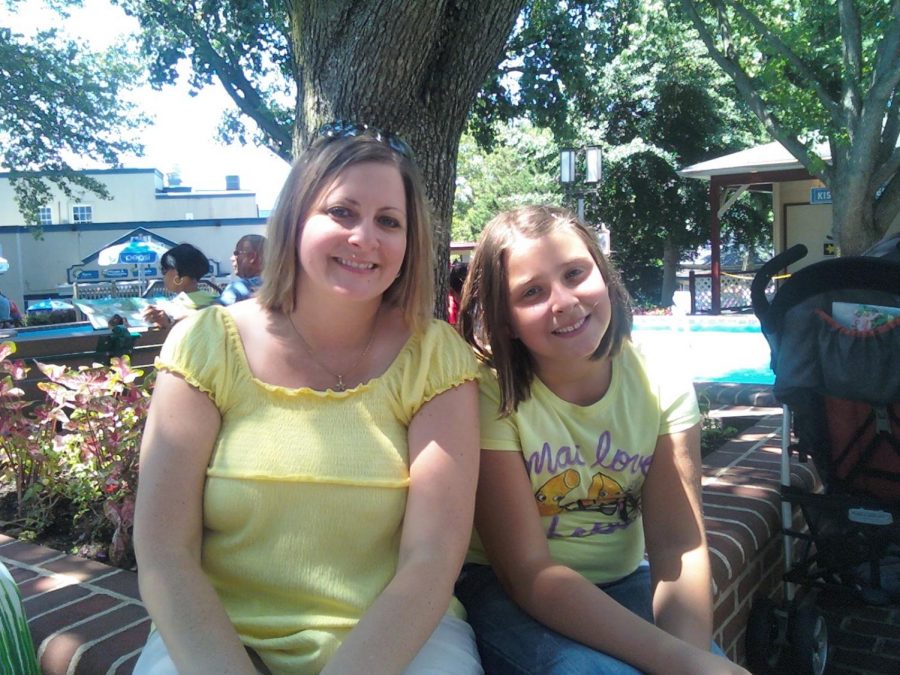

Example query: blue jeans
[455,562,654,674]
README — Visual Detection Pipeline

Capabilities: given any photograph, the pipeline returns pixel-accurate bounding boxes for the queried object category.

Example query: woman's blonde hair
[458,205,632,416]
[256,133,434,331]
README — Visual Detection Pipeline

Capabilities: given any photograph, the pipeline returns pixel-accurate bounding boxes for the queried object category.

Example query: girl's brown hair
[458,205,632,416]
[256,133,434,332]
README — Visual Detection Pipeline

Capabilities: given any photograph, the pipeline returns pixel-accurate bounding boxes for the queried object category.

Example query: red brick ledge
[0,536,149,675]
[701,413,821,665]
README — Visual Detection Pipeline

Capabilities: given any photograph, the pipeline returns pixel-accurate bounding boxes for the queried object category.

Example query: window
[38,207,53,226]
[72,204,92,224]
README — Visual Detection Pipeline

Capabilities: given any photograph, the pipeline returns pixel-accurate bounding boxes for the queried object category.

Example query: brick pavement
[0,536,148,674]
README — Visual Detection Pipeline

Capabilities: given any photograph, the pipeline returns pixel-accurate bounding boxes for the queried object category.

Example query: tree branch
[677,0,832,183]
[722,0,843,127]
[880,89,900,164]
[872,146,900,190]
[191,29,293,161]
[874,166,900,232]
[868,0,900,104]
[836,0,863,130]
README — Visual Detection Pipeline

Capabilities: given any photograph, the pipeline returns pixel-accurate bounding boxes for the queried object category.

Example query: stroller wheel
[745,598,782,673]
[789,605,828,675]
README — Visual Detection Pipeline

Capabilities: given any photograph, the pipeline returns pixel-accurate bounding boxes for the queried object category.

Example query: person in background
[219,234,266,305]
[133,122,482,674]
[0,289,11,328]
[455,205,748,674]
[142,243,218,329]
[107,314,136,356]
[446,261,468,326]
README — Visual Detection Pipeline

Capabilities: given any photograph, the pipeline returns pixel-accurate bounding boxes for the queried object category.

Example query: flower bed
[0,342,152,569]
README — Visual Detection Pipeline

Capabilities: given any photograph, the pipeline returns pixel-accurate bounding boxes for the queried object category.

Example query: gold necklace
[286,308,379,391]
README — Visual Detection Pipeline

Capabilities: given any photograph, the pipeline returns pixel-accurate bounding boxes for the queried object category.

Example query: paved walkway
[2,407,898,675]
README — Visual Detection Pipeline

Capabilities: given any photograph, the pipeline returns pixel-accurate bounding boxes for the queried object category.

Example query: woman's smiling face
[505,228,611,372]
[296,161,407,304]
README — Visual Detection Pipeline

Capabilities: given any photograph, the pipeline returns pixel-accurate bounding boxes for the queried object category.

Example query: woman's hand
[142,304,172,329]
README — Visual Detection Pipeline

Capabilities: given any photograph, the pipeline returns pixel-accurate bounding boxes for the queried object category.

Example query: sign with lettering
[810,187,832,204]
[120,251,156,264]
[76,269,100,281]
[103,268,129,279]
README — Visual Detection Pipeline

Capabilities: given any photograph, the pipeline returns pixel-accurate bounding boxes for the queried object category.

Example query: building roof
[678,141,830,180]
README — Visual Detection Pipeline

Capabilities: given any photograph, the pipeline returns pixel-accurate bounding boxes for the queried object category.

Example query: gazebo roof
[678,141,830,180]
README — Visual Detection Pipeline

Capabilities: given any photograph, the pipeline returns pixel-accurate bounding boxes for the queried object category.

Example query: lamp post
[559,145,610,255]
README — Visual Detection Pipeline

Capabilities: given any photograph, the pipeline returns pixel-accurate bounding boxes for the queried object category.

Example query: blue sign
[104,268,129,279]
[810,187,832,204]
[76,269,100,281]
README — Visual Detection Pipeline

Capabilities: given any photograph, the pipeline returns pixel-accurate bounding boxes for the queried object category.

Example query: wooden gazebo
[679,142,821,313]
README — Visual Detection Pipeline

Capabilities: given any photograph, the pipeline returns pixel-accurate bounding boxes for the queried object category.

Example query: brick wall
[701,415,821,664]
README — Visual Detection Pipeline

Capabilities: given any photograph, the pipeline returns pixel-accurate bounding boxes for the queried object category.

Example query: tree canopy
[0,0,145,227]
[454,123,561,242]
[676,0,900,254]
[471,0,770,304]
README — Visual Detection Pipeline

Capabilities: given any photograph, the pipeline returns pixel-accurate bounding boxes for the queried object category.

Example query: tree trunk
[831,182,879,255]
[830,144,883,255]
[290,1,525,315]
[660,238,680,306]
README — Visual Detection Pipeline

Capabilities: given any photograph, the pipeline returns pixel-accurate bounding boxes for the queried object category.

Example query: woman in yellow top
[133,123,482,674]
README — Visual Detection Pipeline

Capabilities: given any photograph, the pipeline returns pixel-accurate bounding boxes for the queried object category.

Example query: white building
[0,168,267,308]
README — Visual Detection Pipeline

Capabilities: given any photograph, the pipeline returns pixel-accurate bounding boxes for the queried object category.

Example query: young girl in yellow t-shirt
[456,205,749,674]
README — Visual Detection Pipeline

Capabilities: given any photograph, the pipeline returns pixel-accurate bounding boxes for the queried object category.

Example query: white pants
[133,614,483,674]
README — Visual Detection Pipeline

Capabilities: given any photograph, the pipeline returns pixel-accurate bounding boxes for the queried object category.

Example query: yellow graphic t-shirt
[469,340,700,584]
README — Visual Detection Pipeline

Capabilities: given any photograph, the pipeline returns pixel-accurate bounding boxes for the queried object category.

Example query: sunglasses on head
[316,120,414,160]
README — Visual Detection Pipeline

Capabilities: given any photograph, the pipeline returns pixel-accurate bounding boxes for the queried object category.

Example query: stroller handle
[751,244,808,319]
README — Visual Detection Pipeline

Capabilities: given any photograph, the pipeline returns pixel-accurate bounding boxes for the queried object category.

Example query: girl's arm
[642,423,714,649]
[476,449,748,675]
[134,369,257,674]
[322,380,480,674]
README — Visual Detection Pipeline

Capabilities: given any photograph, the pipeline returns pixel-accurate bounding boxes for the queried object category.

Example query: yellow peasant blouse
[156,306,478,673]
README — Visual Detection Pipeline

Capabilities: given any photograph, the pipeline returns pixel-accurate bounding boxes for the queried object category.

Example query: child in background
[455,205,748,674]
[446,261,468,326]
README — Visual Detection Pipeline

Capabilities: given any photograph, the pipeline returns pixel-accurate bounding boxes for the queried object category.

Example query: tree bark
[660,238,680,306]
[289,0,525,313]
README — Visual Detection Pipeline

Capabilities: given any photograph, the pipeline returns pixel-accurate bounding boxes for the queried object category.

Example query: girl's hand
[682,648,751,675]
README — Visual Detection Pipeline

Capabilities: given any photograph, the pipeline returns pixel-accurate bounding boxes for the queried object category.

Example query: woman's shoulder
[224,296,264,324]
[382,315,477,393]
[413,318,476,358]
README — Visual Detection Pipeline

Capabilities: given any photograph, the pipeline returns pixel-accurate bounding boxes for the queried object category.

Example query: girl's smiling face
[297,161,407,304]
[505,228,611,372]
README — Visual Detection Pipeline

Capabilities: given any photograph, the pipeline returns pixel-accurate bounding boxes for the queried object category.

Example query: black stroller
[744,240,900,674]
